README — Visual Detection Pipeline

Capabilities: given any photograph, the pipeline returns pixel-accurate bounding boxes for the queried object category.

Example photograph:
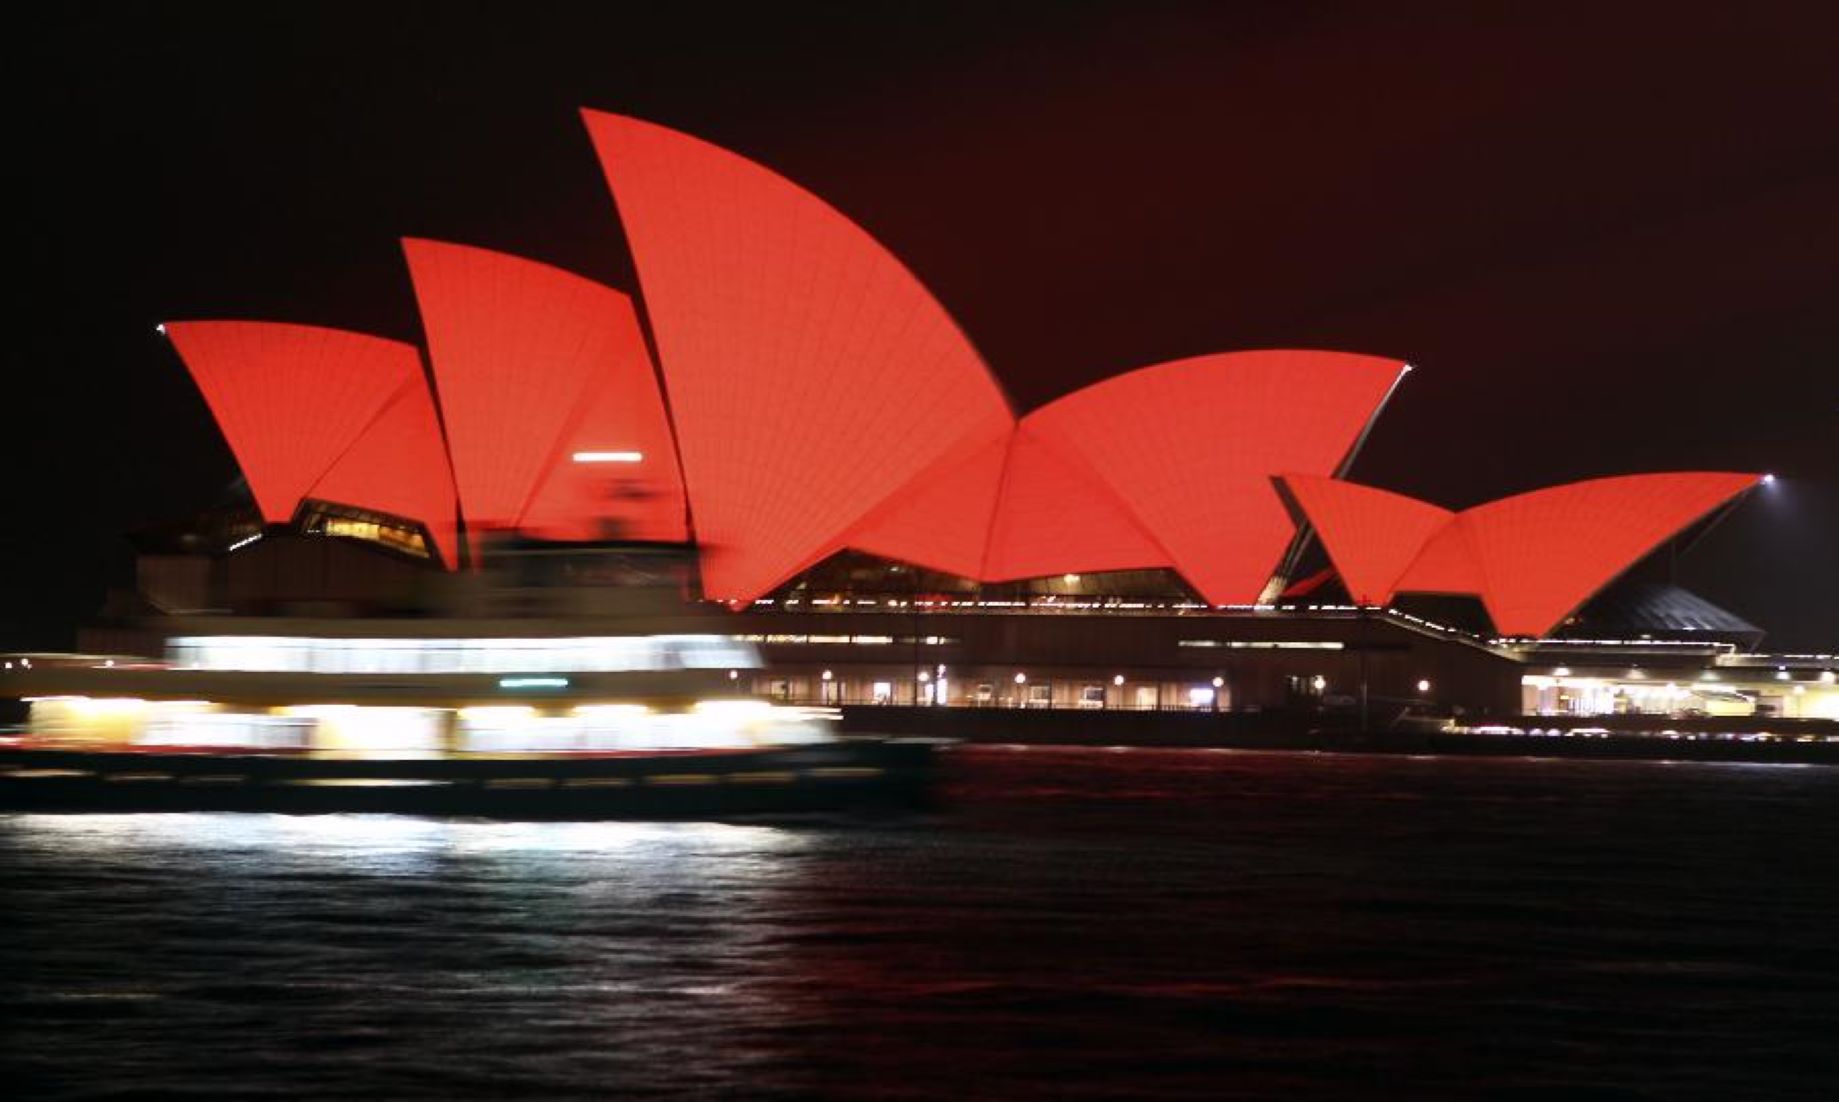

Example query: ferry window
[974,682,995,705]
[1027,683,1052,708]
[872,681,894,705]
[1079,685,1105,708]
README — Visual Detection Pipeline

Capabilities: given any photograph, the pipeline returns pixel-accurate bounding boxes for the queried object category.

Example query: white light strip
[571,451,643,463]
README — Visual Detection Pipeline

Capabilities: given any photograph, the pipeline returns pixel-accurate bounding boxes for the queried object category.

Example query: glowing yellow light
[572,704,652,717]
[458,705,538,721]
[71,697,149,713]
[279,704,358,718]
[693,700,773,718]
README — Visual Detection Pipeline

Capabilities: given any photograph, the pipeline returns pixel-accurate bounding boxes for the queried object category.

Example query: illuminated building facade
[111,111,1827,725]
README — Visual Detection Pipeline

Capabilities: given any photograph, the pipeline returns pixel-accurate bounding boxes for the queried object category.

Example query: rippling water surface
[5,747,1838,1099]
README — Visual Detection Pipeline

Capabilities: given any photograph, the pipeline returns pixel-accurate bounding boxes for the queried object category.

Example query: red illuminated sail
[518,360,690,543]
[980,425,1172,580]
[165,321,422,525]
[1408,472,1760,636]
[1026,351,1407,604]
[1278,474,1452,604]
[582,110,1014,602]
[844,427,1013,580]
[1389,517,1486,597]
[308,378,461,567]
[844,421,1170,582]
[404,239,683,539]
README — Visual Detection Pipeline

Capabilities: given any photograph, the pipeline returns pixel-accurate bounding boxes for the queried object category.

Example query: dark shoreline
[843,706,1839,766]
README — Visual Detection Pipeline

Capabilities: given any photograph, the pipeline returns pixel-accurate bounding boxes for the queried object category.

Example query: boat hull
[0,739,938,819]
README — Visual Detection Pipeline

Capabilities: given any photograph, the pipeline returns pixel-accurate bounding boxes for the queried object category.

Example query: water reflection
[9,811,801,854]
[6,751,1839,1097]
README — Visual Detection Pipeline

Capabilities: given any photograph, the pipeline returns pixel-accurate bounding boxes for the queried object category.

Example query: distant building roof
[1563,581,1763,646]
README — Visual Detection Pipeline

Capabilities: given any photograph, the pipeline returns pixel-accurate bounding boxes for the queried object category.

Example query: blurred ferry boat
[0,542,937,817]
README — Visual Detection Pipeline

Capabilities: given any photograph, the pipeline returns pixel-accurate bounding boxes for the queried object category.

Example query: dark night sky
[8,2,1837,649]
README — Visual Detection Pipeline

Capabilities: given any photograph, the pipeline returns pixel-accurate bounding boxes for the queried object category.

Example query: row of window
[765,679,1224,709]
[166,634,760,675]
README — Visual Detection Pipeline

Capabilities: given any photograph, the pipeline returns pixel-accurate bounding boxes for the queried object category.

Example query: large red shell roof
[309,378,461,568]
[980,425,1172,581]
[404,239,684,541]
[1025,351,1407,604]
[843,427,1013,581]
[843,351,1401,593]
[517,362,689,544]
[165,321,422,525]
[582,110,1013,602]
[842,421,1172,582]
[166,321,460,566]
[1287,472,1760,636]
[1278,474,1452,605]
[166,116,1758,611]
[1404,472,1760,636]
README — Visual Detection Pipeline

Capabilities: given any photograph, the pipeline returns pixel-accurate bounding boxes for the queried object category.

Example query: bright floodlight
[572,450,643,463]
[1761,473,1776,484]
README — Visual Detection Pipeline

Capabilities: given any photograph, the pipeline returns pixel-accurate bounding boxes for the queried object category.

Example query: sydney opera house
[82,112,1833,723]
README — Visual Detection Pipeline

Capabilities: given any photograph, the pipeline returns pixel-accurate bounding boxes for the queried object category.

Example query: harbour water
[5,747,1837,1098]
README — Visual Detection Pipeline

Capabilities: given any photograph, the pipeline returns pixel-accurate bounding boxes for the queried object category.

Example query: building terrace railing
[750,598,1512,656]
